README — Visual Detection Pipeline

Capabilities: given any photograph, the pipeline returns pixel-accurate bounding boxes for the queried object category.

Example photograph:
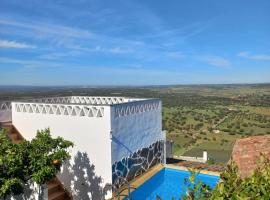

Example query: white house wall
[110,99,164,189]
[11,102,112,199]
[110,99,163,163]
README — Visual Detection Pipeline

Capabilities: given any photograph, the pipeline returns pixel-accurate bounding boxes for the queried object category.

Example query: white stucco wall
[10,97,163,199]
[110,99,162,163]
[11,102,112,199]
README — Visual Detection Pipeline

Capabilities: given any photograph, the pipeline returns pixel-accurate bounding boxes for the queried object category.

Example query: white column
[203,151,208,162]
[163,130,166,164]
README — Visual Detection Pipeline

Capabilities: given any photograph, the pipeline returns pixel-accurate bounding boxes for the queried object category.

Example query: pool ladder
[114,177,131,200]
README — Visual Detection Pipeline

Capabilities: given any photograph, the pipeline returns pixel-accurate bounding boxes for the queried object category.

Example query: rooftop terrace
[0,96,160,119]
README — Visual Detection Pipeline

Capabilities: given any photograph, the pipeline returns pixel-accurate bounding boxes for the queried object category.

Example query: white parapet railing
[175,156,206,163]
[28,96,142,105]
[3,97,154,119]
[174,151,208,163]
[70,96,127,105]
[113,99,161,117]
[28,97,73,104]
[0,101,12,110]
[13,102,105,118]
[0,102,12,122]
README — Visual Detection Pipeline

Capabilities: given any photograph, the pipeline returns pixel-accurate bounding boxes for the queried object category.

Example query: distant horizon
[0,82,269,88]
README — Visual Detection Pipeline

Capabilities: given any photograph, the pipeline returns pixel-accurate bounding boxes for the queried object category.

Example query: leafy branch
[0,128,73,198]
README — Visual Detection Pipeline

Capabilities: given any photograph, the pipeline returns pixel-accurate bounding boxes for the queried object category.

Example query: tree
[0,128,73,199]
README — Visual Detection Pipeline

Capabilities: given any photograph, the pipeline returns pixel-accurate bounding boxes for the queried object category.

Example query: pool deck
[112,163,220,199]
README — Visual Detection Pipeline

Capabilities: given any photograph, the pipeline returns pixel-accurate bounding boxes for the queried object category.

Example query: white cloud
[0,57,62,69]
[108,47,133,54]
[196,55,231,68]
[0,19,92,39]
[0,19,137,55]
[0,39,35,48]
[238,51,270,61]
[167,52,186,59]
[69,45,133,54]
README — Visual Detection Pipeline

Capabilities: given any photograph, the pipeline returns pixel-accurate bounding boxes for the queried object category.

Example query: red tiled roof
[231,135,270,178]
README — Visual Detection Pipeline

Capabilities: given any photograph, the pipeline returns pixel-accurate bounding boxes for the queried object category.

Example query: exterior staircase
[48,178,71,200]
[0,121,72,200]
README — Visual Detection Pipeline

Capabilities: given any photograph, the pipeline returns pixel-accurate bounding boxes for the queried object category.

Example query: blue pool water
[128,168,219,200]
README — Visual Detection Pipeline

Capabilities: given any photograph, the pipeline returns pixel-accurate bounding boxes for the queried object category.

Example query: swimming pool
[128,168,219,200]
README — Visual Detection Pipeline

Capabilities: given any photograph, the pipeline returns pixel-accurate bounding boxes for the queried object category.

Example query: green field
[161,85,270,164]
[1,84,270,164]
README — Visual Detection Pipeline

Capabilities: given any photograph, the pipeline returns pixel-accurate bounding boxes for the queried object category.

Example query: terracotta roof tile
[231,135,270,178]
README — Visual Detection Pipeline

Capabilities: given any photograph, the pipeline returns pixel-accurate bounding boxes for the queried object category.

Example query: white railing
[114,100,161,117]
[28,96,140,105]
[5,96,154,118]
[174,151,208,163]
[175,156,206,163]
[29,97,73,104]
[13,102,105,118]
[0,102,12,110]
[70,96,127,105]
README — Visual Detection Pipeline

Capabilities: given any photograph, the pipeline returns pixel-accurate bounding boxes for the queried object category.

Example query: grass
[183,137,235,163]
[167,133,194,155]
[164,103,270,164]
[184,148,232,164]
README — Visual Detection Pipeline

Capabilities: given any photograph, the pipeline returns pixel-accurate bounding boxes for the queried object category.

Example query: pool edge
[112,163,220,199]
[112,164,165,200]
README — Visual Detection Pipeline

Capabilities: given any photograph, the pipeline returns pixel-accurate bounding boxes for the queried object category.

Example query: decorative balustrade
[28,96,134,105]
[14,103,105,118]
[2,96,156,118]
[114,100,161,117]
[70,96,127,105]
[29,97,72,104]
[0,102,12,110]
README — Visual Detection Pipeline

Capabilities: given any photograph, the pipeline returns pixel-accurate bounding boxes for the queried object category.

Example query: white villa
[0,96,165,199]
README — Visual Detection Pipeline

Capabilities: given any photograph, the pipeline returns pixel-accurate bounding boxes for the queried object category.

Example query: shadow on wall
[7,182,46,200]
[58,151,110,200]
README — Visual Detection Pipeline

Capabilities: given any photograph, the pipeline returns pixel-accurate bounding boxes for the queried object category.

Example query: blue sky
[0,0,269,85]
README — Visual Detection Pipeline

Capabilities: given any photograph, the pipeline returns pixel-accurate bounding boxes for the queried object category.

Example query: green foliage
[181,154,270,200]
[28,129,73,185]
[210,154,270,200]
[0,128,73,198]
[206,157,215,165]
[181,169,212,200]
[0,129,26,198]
[0,178,24,198]
[210,162,242,199]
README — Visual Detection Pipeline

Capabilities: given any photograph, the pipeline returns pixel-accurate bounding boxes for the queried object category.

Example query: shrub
[0,129,73,198]
[210,154,270,199]
[179,154,270,200]
[206,157,215,165]
[181,169,212,200]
